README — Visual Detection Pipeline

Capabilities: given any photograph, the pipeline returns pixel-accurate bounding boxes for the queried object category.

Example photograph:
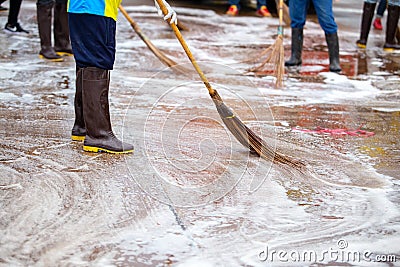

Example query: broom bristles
[249,35,285,88]
[212,94,304,169]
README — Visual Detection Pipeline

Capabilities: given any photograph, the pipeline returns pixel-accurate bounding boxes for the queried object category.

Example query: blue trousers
[228,0,267,10]
[290,0,338,34]
[376,0,387,16]
[68,13,116,70]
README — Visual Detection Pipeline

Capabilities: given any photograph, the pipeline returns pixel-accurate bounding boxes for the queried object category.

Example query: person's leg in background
[384,0,400,50]
[356,0,378,48]
[37,0,63,61]
[4,0,29,33]
[256,0,271,17]
[285,0,308,67]
[53,0,72,56]
[373,0,387,30]
[312,0,341,72]
[226,0,240,16]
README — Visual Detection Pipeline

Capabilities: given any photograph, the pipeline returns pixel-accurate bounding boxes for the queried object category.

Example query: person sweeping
[68,0,177,154]
[285,0,341,72]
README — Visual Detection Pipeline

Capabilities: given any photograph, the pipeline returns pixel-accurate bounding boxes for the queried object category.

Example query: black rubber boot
[325,32,342,73]
[384,5,400,51]
[71,67,85,141]
[285,28,303,67]
[356,2,376,49]
[82,67,134,154]
[54,2,73,56]
[37,2,63,62]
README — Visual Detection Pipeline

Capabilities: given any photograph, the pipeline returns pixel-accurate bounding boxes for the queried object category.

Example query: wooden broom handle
[119,5,140,33]
[278,0,284,35]
[155,0,215,96]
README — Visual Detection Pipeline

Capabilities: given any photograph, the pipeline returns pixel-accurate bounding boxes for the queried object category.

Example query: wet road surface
[1,0,399,266]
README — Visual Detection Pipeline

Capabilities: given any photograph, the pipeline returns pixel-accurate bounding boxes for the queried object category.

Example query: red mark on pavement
[292,126,375,137]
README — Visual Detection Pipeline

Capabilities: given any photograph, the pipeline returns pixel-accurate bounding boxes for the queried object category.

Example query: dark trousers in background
[377,0,387,17]
[37,0,66,6]
[228,0,267,10]
[7,0,22,25]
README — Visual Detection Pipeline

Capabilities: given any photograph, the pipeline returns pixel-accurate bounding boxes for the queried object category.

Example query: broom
[177,20,190,31]
[119,5,183,70]
[248,0,285,88]
[155,0,303,169]
[275,0,290,26]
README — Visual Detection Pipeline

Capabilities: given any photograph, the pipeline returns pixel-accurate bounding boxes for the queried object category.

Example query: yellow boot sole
[383,47,396,52]
[39,55,64,62]
[56,51,73,57]
[356,43,366,49]
[71,135,85,142]
[83,145,134,154]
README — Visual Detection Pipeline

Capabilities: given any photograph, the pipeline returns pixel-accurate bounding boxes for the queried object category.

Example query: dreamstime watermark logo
[258,239,398,263]
[122,62,277,207]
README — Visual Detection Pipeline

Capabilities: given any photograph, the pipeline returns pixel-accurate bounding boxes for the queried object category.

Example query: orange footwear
[226,5,238,16]
[256,6,271,17]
